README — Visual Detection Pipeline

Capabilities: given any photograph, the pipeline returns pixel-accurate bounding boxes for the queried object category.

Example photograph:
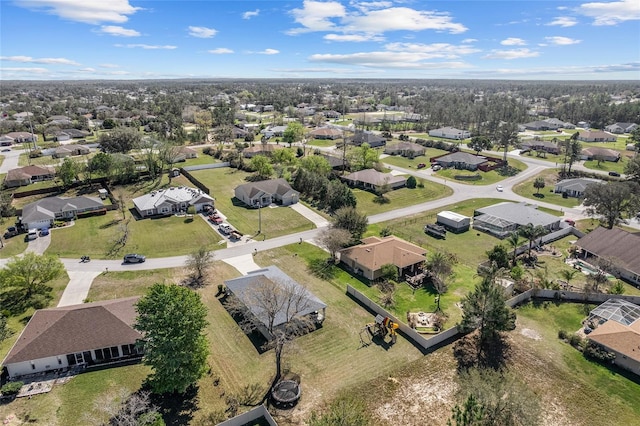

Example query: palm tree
[506,232,524,267]
[519,223,547,259]
[559,269,578,289]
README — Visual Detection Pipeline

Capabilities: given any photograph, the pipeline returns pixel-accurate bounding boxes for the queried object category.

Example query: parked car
[4,226,18,239]
[219,223,233,235]
[608,171,621,177]
[432,164,442,171]
[123,253,146,263]
[1,148,10,152]
[496,185,504,192]
[564,219,576,226]
[39,228,50,236]
[26,229,38,241]
[417,163,426,169]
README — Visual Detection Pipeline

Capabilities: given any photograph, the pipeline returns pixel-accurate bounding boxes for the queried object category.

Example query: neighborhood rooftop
[474,202,560,228]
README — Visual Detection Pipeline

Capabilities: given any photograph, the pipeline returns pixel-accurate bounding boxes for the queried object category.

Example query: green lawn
[0,235,28,258]
[17,153,60,167]
[306,138,339,148]
[181,154,221,167]
[518,149,564,164]
[583,154,630,174]
[187,168,314,239]
[512,168,582,208]
[380,147,450,169]
[352,180,452,216]
[436,157,527,186]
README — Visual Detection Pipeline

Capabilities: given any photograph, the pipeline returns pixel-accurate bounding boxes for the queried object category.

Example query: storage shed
[436,211,470,233]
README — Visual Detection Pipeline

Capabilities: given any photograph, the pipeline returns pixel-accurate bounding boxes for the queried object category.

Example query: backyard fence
[182,162,230,172]
[179,168,211,195]
[216,405,277,426]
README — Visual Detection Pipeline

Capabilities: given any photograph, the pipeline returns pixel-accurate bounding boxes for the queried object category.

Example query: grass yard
[306,138,339,147]
[380,147,450,169]
[512,168,582,208]
[187,168,314,239]
[352,181,452,216]
[436,157,527,186]
[518,149,564,164]
[17,154,60,167]
[180,154,220,167]
[583,154,631,174]
[46,210,223,259]
[87,268,181,301]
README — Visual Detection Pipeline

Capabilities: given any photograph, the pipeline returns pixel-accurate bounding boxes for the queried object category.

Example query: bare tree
[85,388,160,426]
[115,191,127,221]
[185,246,214,287]
[318,227,352,261]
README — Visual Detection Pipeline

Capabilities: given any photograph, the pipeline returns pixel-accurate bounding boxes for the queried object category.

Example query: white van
[27,229,38,240]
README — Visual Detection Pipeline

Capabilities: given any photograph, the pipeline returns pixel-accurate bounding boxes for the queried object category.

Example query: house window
[31,363,36,370]
[122,345,131,356]
[95,349,104,360]
[146,210,154,216]
[110,346,119,358]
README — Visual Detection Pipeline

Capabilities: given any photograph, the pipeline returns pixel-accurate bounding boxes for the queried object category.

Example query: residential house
[522,120,560,131]
[231,126,249,139]
[341,169,406,191]
[169,146,198,163]
[586,299,640,376]
[433,152,488,171]
[428,127,471,140]
[5,132,37,143]
[19,196,105,230]
[348,130,387,147]
[224,266,326,340]
[242,144,284,158]
[59,128,91,139]
[308,127,343,140]
[472,201,561,239]
[53,144,90,158]
[384,142,426,157]
[234,178,300,207]
[132,186,214,218]
[554,178,603,198]
[55,132,72,142]
[521,140,561,155]
[577,131,617,142]
[1,297,143,380]
[318,153,347,170]
[575,227,640,285]
[260,126,288,139]
[338,235,427,281]
[322,110,341,119]
[605,123,638,134]
[543,118,575,129]
[4,165,55,188]
[580,147,621,162]
[0,135,14,146]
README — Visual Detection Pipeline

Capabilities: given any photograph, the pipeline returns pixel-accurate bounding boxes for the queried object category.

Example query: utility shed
[437,211,470,233]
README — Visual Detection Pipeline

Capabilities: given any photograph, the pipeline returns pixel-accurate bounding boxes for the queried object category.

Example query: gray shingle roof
[235,178,298,199]
[576,227,640,275]
[21,196,104,223]
[436,152,487,165]
[474,202,560,227]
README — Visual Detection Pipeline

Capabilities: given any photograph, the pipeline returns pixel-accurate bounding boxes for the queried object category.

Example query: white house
[132,186,214,218]
[605,123,638,134]
[234,178,299,207]
[428,127,471,140]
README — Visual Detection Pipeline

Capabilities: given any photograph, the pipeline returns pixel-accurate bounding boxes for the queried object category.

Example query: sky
[0,0,639,80]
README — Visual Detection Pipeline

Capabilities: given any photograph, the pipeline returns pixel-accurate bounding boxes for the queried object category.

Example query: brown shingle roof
[339,235,426,271]
[588,319,640,363]
[5,165,55,182]
[2,297,141,365]
[576,227,640,276]
[342,169,406,187]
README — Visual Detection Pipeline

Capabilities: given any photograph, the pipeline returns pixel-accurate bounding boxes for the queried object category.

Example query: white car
[496,185,504,192]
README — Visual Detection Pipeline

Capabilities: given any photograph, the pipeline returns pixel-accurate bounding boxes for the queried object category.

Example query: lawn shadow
[99,219,122,229]
[533,193,545,199]
[149,384,199,426]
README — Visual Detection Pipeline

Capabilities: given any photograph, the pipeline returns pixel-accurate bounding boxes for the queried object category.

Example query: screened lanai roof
[473,214,514,229]
[589,299,640,327]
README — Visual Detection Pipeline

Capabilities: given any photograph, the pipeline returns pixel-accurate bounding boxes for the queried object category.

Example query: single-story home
[4,165,56,188]
[55,132,71,142]
[59,128,91,139]
[521,140,560,155]
[348,130,387,147]
[169,146,198,163]
[0,135,15,146]
[587,299,640,376]
[318,153,347,170]
[231,126,249,139]
[433,152,488,171]
[242,144,284,158]
[605,123,638,134]
[5,132,37,143]
[522,120,560,131]
[554,177,603,198]
[307,127,343,140]
[577,131,617,142]
[472,201,561,239]
[1,297,143,380]
[132,186,214,218]
[53,144,90,158]
[575,227,640,285]
[543,118,575,129]
[428,127,471,140]
[260,126,288,139]
[224,266,326,340]
[19,196,105,230]
[234,178,300,207]
[580,147,621,162]
[338,235,427,281]
[384,142,426,157]
[341,169,406,191]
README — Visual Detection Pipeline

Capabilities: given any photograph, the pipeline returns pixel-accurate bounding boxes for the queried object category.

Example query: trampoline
[271,380,301,408]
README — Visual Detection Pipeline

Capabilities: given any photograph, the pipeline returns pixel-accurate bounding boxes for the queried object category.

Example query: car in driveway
[123,253,146,263]
[496,185,504,192]
[1,148,10,152]
[608,171,621,177]
[432,164,442,171]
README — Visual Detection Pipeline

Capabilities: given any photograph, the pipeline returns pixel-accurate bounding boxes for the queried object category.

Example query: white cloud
[242,9,260,19]
[500,37,526,46]
[0,67,49,73]
[208,48,234,54]
[342,7,467,34]
[545,36,582,45]
[324,33,384,42]
[78,67,96,72]
[0,55,80,65]
[546,16,578,27]
[483,48,539,60]
[259,49,280,55]
[469,61,640,77]
[310,51,471,69]
[15,0,141,24]
[462,38,478,43]
[289,0,346,34]
[99,63,119,68]
[98,25,140,37]
[114,44,177,49]
[350,1,393,13]
[384,42,481,58]
[578,0,640,25]
[188,26,217,38]
[557,6,569,10]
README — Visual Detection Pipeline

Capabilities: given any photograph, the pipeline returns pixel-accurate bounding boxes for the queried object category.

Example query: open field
[512,168,582,208]
[352,180,452,216]
[188,167,314,238]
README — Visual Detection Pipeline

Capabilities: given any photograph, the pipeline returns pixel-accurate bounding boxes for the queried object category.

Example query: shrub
[558,329,568,340]
[584,341,616,362]
[568,333,583,348]
[1,381,24,395]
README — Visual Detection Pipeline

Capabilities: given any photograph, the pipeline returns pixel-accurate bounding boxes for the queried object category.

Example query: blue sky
[1,0,639,80]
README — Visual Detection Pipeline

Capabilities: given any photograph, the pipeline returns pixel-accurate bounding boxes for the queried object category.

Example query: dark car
[608,171,621,177]
[3,226,18,239]
[123,253,146,263]
[417,163,426,169]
